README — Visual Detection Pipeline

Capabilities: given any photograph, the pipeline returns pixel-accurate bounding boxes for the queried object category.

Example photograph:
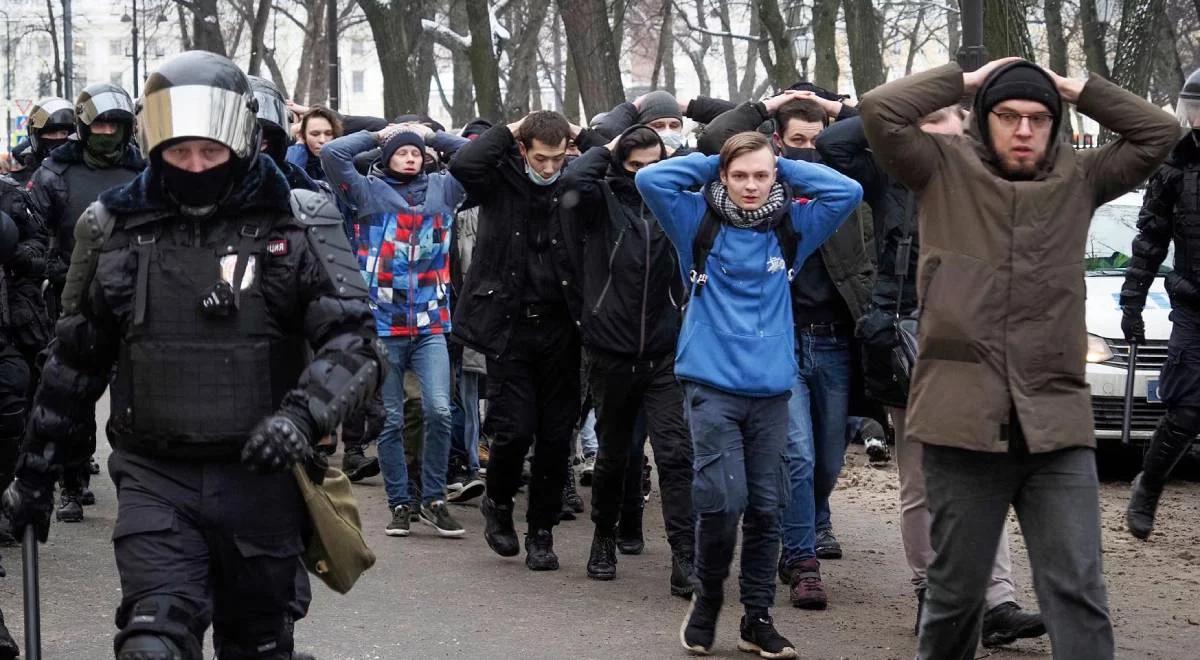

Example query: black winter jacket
[447,125,584,358]
[697,99,859,156]
[560,145,683,359]
[0,175,50,354]
[23,155,383,464]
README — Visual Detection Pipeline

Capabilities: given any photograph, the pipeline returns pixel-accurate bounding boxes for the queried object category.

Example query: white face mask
[658,131,685,151]
[526,161,561,186]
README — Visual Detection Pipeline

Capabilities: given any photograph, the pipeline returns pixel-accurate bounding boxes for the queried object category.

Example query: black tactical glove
[1,452,56,543]
[8,242,44,277]
[199,280,237,318]
[242,415,311,474]
[1121,307,1146,344]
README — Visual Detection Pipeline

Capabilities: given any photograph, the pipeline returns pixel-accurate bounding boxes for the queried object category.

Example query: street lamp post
[795,30,813,82]
[2,10,13,150]
[121,0,140,97]
[956,0,986,73]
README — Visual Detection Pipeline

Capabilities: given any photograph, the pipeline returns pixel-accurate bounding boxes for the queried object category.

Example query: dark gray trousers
[919,444,1113,660]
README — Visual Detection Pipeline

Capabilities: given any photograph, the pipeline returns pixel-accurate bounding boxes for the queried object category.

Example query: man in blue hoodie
[636,131,861,659]
[321,123,469,539]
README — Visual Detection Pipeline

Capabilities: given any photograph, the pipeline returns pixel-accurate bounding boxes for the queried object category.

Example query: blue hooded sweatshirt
[635,153,862,397]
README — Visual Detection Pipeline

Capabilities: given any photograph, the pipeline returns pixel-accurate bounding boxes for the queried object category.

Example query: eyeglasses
[990,111,1054,130]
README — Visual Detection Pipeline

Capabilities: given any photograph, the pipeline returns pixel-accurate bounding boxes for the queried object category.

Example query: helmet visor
[138,84,257,159]
[78,90,135,126]
[1177,98,1200,128]
[29,98,75,131]
[253,89,288,131]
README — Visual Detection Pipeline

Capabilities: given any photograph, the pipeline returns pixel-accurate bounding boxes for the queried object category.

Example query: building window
[110,39,122,56]
[352,70,365,94]
[351,40,364,56]
[110,71,124,86]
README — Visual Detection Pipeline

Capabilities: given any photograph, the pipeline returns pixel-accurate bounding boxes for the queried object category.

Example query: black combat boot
[341,447,380,482]
[57,488,84,523]
[617,504,644,555]
[481,496,520,557]
[80,470,96,506]
[562,459,584,518]
[670,550,695,599]
[1127,417,1196,539]
[586,530,617,580]
[525,528,559,571]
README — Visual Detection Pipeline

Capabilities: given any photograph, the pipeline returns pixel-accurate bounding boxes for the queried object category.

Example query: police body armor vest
[57,163,140,255]
[1176,168,1200,286]
[106,212,306,461]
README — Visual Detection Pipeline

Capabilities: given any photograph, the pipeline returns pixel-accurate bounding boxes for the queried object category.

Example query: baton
[1121,342,1139,447]
[22,524,39,660]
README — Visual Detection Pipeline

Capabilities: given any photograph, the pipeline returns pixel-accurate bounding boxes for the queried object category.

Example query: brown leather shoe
[788,558,828,610]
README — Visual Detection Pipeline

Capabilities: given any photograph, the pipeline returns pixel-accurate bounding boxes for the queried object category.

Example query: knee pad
[114,595,203,660]
[1165,406,1200,437]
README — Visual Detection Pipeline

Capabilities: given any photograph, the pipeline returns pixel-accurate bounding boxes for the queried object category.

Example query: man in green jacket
[861,59,1176,659]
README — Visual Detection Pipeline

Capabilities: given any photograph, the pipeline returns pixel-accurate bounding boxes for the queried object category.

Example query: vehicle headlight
[1086,334,1114,363]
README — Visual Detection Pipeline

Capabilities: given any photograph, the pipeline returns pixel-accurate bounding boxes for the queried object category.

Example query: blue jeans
[579,409,598,456]
[781,333,851,566]
[685,382,790,613]
[458,368,481,474]
[377,334,452,508]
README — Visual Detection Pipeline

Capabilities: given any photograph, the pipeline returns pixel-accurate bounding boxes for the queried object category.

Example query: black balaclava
[36,129,70,157]
[781,146,820,162]
[161,158,237,211]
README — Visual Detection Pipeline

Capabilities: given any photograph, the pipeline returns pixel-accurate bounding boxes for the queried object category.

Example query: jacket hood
[100,152,292,215]
[969,60,1064,179]
[607,125,667,193]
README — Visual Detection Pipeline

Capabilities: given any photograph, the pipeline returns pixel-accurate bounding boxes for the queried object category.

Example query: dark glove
[242,415,311,474]
[1122,307,1146,344]
[199,280,236,318]
[1,453,56,543]
[8,243,44,276]
[45,252,69,288]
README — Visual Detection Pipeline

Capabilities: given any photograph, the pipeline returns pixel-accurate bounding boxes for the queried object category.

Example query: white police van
[1084,190,1173,445]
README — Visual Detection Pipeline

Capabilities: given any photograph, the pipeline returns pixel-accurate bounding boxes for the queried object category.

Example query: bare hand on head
[1041,67,1085,104]
[962,57,1025,94]
[507,115,526,135]
[633,93,648,110]
[763,90,805,114]
[286,100,311,117]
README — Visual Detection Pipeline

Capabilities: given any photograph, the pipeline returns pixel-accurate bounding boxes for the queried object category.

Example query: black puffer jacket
[0,175,50,355]
[560,136,684,359]
[23,154,383,463]
[447,124,586,358]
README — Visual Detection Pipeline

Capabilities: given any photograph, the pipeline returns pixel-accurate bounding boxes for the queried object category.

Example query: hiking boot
[815,528,842,559]
[981,602,1046,648]
[446,475,485,504]
[57,489,84,523]
[481,496,520,557]
[0,609,19,660]
[342,450,381,482]
[617,506,644,555]
[563,465,584,516]
[787,558,827,610]
[914,587,926,636]
[586,531,617,580]
[680,593,722,655]
[579,453,596,486]
[385,504,411,537]
[738,613,797,659]
[671,552,695,599]
[524,528,559,571]
[419,500,466,538]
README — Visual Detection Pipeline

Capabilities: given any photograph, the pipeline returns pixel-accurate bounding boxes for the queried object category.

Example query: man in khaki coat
[860,58,1177,660]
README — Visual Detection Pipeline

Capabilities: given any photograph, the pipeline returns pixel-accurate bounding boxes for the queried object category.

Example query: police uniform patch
[267,238,289,256]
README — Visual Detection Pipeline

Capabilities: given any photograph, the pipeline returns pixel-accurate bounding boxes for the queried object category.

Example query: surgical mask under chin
[782,146,821,163]
[526,161,561,186]
[658,131,685,151]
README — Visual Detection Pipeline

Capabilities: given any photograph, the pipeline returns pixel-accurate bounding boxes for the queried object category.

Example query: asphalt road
[2,395,1199,659]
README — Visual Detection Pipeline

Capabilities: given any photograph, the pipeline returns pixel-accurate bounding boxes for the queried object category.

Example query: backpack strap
[772,216,801,282]
[688,210,722,297]
[894,190,915,320]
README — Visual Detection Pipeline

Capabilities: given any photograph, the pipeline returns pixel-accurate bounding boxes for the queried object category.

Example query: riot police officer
[249,76,322,193]
[2,51,383,660]
[1122,68,1200,539]
[8,97,76,186]
[27,83,146,522]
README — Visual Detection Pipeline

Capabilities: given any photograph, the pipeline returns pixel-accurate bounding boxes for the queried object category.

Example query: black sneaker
[481,496,520,557]
[737,614,797,659]
[981,602,1046,647]
[419,501,466,538]
[680,593,722,655]
[385,505,411,537]
[57,490,84,523]
[586,532,617,580]
[525,528,559,571]
[342,451,381,482]
[815,528,842,559]
[447,476,485,504]
[670,552,695,599]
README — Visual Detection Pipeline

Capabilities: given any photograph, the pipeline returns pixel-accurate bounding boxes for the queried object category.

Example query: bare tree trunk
[1080,0,1111,78]
[1149,8,1185,106]
[247,0,272,76]
[294,0,324,105]
[842,0,885,94]
[464,0,504,122]
[1112,0,1167,98]
[416,28,435,114]
[716,0,740,99]
[685,0,714,95]
[947,0,960,61]
[812,0,840,90]
[557,0,625,119]
[450,0,475,124]
[757,0,801,86]
[983,0,1033,60]
[680,36,713,97]
[904,5,926,77]
[611,0,628,55]
[650,0,673,91]
[1044,0,1068,75]
[176,2,192,50]
[564,44,581,122]
[192,0,228,56]
[507,0,549,117]
[357,0,429,118]
[738,4,761,99]
[44,0,63,96]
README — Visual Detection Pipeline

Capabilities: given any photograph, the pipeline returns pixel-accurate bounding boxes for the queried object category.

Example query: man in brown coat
[860,58,1177,660]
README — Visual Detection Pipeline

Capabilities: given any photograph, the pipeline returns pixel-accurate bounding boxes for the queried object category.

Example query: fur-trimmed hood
[100,153,293,215]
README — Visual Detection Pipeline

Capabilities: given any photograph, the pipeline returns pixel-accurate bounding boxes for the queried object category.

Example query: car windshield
[1085,193,1174,276]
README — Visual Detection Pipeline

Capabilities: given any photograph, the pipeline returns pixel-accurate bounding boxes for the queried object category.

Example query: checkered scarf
[706,180,787,228]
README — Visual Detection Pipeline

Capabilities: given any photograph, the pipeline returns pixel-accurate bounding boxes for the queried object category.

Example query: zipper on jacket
[591,227,628,315]
[638,204,650,359]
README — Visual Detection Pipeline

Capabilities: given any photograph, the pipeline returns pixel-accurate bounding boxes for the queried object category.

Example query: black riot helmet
[137,51,260,165]
[27,97,76,157]
[248,75,289,164]
[1178,68,1200,129]
[75,83,136,142]
[0,212,19,265]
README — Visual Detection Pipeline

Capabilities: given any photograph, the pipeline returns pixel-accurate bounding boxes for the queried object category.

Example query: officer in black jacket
[560,125,697,594]
[0,208,28,660]
[1122,69,1200,540]
[2,51,382,660]
[27,83,146,521]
